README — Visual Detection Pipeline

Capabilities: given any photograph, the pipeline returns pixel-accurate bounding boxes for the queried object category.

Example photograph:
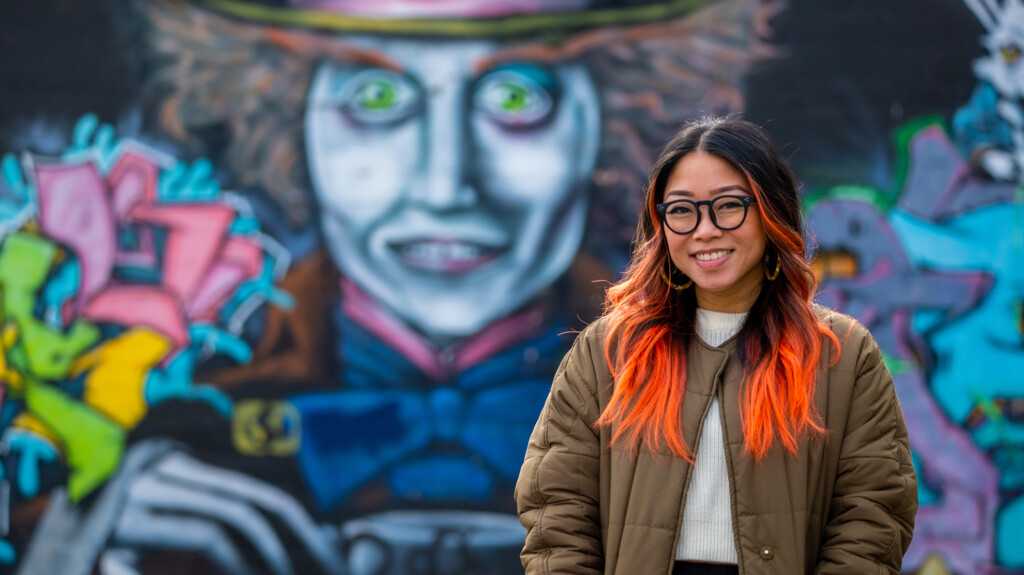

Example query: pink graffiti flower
[33,151,265,352]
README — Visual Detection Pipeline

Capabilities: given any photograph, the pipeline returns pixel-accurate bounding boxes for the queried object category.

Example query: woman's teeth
[695,250,730,261]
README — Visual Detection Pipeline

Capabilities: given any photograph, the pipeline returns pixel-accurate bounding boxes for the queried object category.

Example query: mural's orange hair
[596,129,839,461]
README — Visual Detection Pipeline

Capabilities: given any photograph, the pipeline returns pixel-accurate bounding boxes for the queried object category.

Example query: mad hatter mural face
[305,37,600,339]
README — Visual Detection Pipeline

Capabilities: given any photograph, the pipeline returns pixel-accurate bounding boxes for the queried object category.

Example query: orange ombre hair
[595,116,840,460]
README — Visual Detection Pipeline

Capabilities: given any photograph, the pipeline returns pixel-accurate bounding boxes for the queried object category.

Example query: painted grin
[391,239,505,273]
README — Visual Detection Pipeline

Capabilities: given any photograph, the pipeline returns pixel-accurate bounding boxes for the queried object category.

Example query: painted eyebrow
[664,185,751,199]
[266,28,407,73]
[341,48,406,73]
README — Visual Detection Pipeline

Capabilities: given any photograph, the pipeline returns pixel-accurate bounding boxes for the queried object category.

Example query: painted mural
[0,0,1019,573]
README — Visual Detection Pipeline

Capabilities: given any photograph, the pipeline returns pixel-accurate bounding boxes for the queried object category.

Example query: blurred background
[0,0,1018,573]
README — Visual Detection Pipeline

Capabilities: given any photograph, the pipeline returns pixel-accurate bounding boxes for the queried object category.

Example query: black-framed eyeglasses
[655,195,755,235]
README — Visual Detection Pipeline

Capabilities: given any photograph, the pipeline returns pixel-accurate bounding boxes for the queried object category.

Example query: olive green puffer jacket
[516,307,916,574]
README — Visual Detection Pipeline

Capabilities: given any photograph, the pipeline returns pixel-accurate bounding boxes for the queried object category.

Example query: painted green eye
[356,80,399,110]
[491,82,531,112]
[474,65,557,127]
[336,69,419,125]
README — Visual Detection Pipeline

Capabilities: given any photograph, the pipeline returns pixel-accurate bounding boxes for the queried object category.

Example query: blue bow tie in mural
[289,312,568,513]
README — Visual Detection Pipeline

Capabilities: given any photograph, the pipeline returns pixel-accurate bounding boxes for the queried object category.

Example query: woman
[515,116,917,574]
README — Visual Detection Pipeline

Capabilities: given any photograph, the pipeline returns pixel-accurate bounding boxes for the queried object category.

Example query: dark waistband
[672,562,739,575]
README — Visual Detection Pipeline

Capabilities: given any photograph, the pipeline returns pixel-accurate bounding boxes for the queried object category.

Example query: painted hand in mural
[102,444,345,575]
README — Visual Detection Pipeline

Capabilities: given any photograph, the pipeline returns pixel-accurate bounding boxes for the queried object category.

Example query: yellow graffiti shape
[11,412,60,448]
[0,322,24,389]
[917,554,952,575]
[233,400,301,456]
[71,328,171,429]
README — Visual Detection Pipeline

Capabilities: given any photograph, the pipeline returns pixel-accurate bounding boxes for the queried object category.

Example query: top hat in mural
[184,0,724,36]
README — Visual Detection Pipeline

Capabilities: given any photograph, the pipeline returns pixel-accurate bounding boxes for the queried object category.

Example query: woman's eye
[668,205,694,215]
[335,69,420,125]
[473,66,557,128]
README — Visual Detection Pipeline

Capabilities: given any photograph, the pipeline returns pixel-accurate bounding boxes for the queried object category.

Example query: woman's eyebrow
[664,185,749,199]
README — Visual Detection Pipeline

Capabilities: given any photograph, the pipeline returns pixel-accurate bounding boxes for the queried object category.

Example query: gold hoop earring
[660,257,693,291]
[765,253,781,281]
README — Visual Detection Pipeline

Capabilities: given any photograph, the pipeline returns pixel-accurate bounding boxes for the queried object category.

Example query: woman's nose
[690,205,723,239]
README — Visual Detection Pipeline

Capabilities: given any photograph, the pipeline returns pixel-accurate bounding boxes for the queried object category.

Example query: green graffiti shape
[24,376,124,502]
[0,233,100,380]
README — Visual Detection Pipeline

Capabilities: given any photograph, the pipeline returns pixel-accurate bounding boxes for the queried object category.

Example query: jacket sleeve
[816,331,918,574]
[515,333,603,575]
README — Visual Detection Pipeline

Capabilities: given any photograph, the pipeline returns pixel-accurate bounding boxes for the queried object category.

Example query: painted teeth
[402,242,484,263]
[695,250,729,261]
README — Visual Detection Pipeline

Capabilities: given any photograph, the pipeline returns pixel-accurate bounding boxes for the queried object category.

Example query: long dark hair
[597,116,840,460]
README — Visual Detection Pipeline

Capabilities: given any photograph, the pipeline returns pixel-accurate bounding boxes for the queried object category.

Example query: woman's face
[662,151,767,313]
[304,38,600,339]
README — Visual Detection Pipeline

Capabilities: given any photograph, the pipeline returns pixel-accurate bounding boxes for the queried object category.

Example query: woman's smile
[692,249,734,267]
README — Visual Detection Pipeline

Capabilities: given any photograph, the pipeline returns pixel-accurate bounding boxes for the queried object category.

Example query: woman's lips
[391,239,505,272]
[692,249,732,269]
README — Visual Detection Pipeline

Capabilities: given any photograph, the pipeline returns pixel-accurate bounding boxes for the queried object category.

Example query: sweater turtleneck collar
[695,308,748,348]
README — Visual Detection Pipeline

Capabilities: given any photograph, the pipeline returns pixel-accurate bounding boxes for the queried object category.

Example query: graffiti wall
[0,0,1019,573]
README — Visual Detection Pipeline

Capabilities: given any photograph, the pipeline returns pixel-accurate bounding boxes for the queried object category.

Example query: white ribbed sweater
[674,308,747,564]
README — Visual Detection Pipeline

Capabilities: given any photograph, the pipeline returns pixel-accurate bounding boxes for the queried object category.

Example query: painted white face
[304,38,600,340]
[979,7,1024,98]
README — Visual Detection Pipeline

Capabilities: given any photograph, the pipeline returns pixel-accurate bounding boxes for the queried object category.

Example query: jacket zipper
[668,369,724,574]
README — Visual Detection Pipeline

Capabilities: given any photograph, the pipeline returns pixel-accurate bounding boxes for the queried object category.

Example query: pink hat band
[189,0,715,36]
[290,0,591,19]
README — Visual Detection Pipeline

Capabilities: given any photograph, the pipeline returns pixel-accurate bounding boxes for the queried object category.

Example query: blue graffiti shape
[289,328,560,511]
[3,429,59,499]
[63,114,121,171]
[157,158,221,203]
[220,254,295,323]
[891,201,1024,568]
[0,538,14,565]
[0,154,33,222]
[144,324,252,417]
[38,257,81,331]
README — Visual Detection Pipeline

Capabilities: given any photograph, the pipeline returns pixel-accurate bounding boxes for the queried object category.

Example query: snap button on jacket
[516,307,917,574]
